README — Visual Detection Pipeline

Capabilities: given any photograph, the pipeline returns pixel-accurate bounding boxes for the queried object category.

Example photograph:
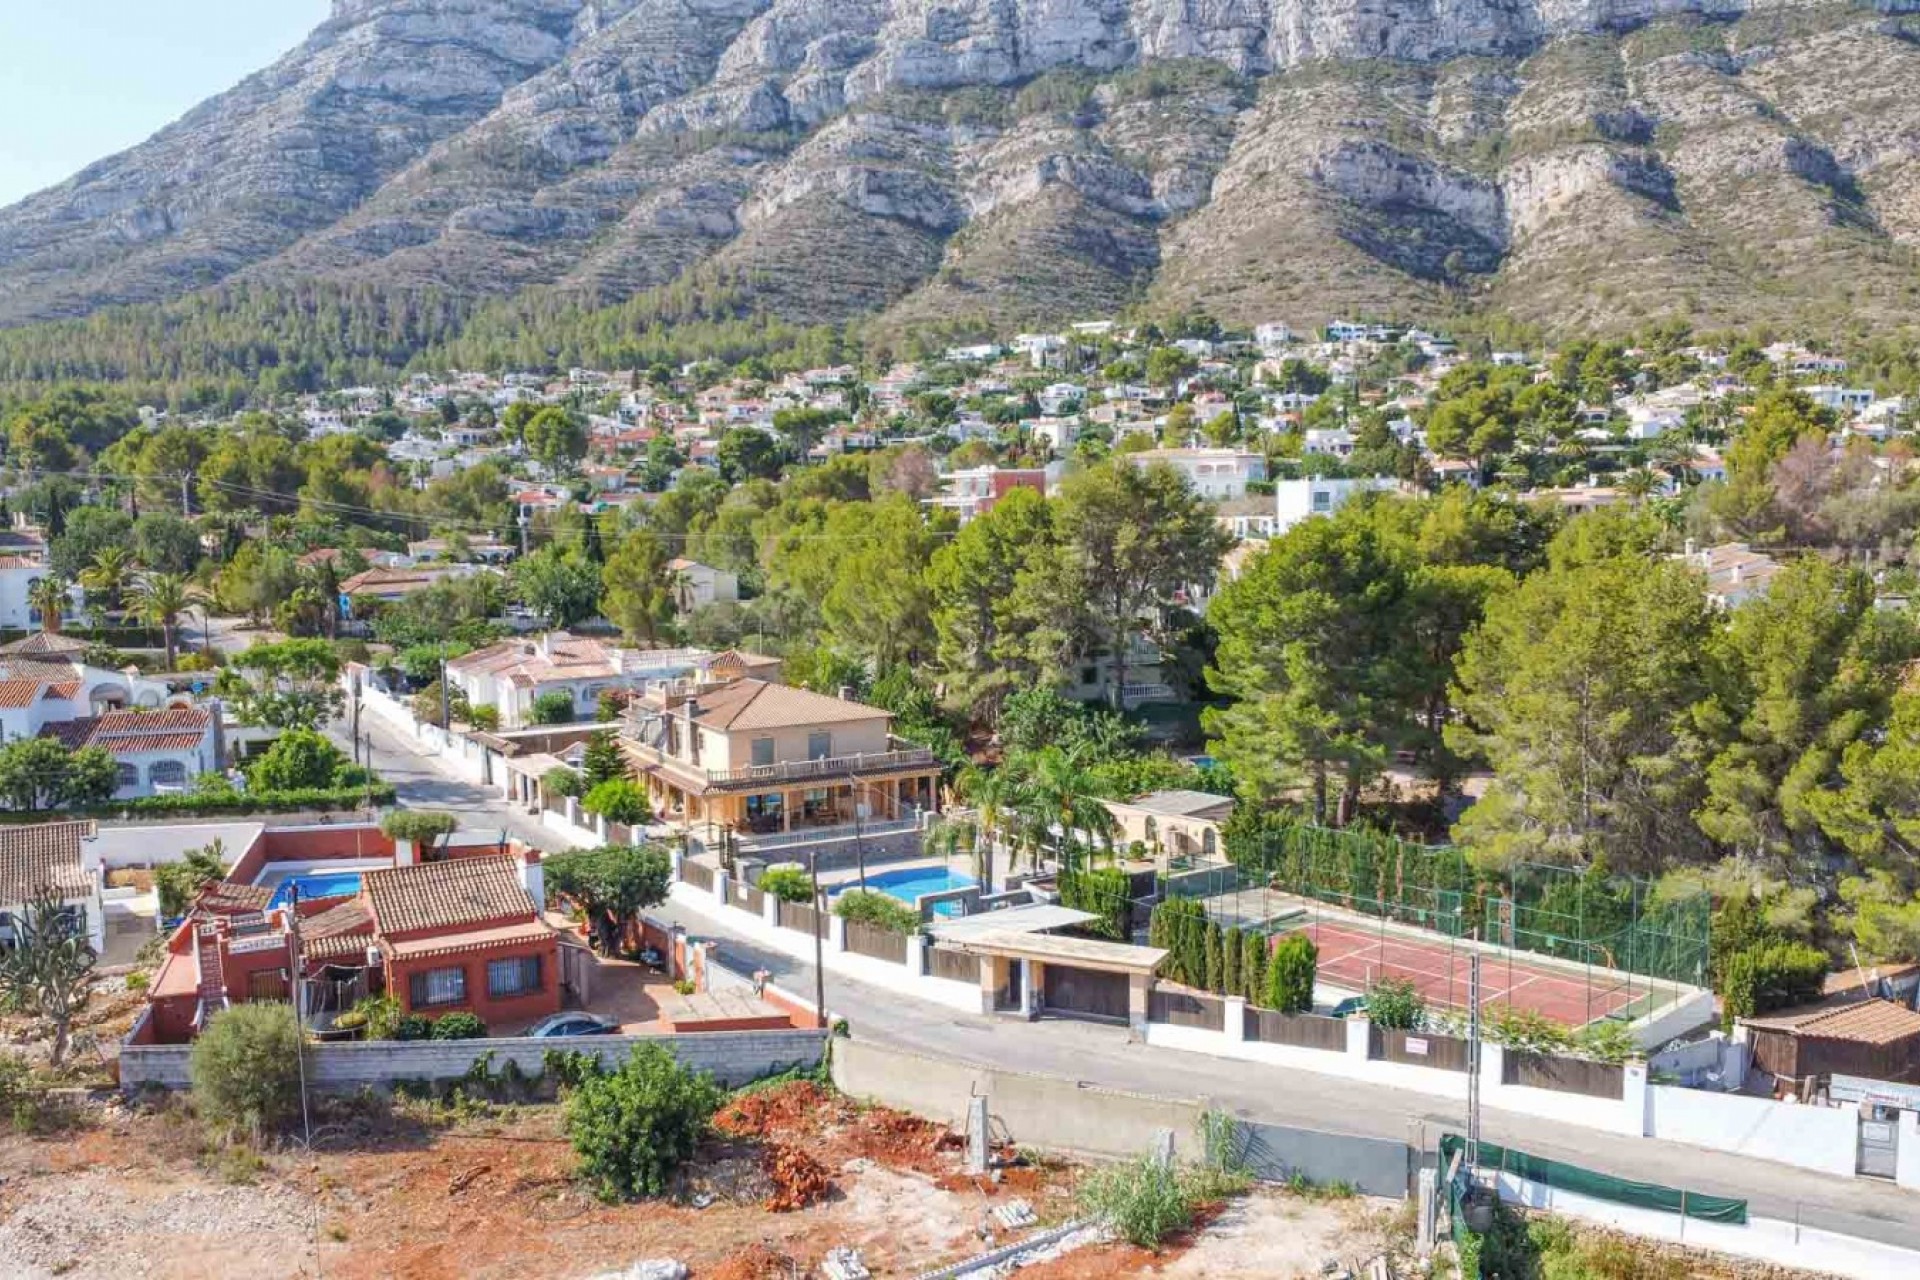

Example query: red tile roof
[0,821,95,903]
[682,678,889,732]
[1748,999,1920,1046]
[363,856,538,938]
[42,708,213,756]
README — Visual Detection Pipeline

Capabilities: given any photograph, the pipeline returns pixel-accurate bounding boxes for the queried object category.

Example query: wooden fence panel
[778,900,821,934]
[1148,988,1226,1032]
[928,945,981,984]
[1370,1026,1471,1073]
[733,881,766,914]
[1245,1007,1348,1053]
[1505,1050,1625,1099]
[682,861,715,893]
[844,920,909,965]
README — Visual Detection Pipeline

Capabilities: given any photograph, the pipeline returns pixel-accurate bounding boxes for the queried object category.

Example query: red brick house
[137,854,561,1043]
[361,856,561,1026]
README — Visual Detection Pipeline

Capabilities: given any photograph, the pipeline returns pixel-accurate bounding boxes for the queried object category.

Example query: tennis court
[1291,917,1650,1029]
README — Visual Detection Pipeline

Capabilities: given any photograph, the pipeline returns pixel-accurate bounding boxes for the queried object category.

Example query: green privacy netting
[1440,1134,1748,1226]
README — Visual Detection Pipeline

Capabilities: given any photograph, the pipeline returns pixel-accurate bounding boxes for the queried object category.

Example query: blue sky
[0,3,328,207]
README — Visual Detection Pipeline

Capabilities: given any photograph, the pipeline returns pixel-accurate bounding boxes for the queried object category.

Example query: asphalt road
[205,609,1920,1250]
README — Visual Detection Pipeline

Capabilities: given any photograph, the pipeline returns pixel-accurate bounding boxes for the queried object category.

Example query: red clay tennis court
[1290,918,1646,1028]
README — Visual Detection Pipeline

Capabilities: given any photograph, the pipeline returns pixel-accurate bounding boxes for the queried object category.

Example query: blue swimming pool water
[837,867,977,917]
[266,871,363,910]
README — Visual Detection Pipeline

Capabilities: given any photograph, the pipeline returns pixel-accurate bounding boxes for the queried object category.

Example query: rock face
[4,0,1920,333]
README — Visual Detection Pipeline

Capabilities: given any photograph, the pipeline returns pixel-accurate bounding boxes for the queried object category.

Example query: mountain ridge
[4,0,1920,344]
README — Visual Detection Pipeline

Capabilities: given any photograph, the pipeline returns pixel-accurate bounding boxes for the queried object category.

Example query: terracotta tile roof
[1749,999,1920,1046]
[445,633,618,686]
[300,898,377,961]
[0,821,95,904]
[363,856,537,938]
[42,708,213,756]
[193,881,274,916]
[684,678,890,731]
[0,679,61,709]
[0,632,87,658]
[384,919,558,960]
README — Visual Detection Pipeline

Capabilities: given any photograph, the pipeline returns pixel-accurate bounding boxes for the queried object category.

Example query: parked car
[1330,996,1368,1019]
[525,1012,619,1038]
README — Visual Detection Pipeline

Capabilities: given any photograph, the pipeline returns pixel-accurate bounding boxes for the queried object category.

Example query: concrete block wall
[121,1029,826,1094]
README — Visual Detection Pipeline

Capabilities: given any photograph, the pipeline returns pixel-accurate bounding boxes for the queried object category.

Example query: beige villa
[621,677,941,842]
[1103,790,1235,864]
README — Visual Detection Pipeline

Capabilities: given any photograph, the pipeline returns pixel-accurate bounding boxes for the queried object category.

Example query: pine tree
[581,731,627,788]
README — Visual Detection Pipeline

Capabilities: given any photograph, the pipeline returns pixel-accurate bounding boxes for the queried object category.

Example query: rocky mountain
[4,0,1920,340]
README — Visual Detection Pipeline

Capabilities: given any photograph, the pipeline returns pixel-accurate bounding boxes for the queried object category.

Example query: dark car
[525,1013,619,1038]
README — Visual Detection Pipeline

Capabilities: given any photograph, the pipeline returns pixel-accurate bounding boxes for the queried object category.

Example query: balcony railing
[622,736,939,792]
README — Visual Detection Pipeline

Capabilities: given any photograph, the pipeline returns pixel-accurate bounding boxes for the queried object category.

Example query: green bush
[758,866,814,904]
[1204,922,1225,994]
[833,889,922,934]
[190,1003,307,1141]
[1240,931,1267,1001]
[1059,866,1130,941]
[531,690,578,725]
[248,728,353,792]
[1223,927,1242,998]
[155,841,227,918]
[395,1014,434,1041]
[563,1042,726,1201]
[1265,935,1316,1013]
[1365,977,1425,1031]
[431,1012,488,1040]
[467,704,501,732]
[1720,940,1828,1027]
[1077,1152,1253,1249]
[582,778,652,826]
[544,767,585,799]
[1148,898,1208,987]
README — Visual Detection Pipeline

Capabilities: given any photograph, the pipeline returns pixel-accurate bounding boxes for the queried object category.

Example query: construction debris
[763,1143,830,1212]
[989,1200,1036,1231]
[821,1246,871,1280]
[585,1262,688,1280]
[447,1164,490,1196]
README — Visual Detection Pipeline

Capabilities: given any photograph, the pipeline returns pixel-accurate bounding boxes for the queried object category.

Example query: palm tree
[1618,468,1661,505]
[1024,747,1119,871]
[129,573,191,670]
[26,576,71,634]
[78,546,136,620]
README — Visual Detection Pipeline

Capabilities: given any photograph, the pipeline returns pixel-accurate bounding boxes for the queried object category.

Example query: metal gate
[1859,1106,1900,1179]
[1042,966,1129,1021]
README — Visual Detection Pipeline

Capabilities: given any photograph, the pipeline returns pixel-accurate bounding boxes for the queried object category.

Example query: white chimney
[521,856,546,910]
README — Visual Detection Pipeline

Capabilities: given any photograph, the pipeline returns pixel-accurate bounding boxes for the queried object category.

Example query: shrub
[190,1003,307,1141]
[395,1014,434,1041]
[1483,1007,1572,1055]
[1148,899,1207,988]
[833,889,922,934]
[581,730,628,786]
[155,841,227,918]
[1365,977,1425,1031]
[1203,922,1225,994]
[1572,1019,1639,1066]
[1223,927,1242,998]
[758,866,814,904]
[248,728,352,792]
[466,704,501,732]
[531,690,578,725]
[1265,934,1316,1014]
[335,995,402,1038]
[1058,866,1129,941]
[1720,940,1828,1026]
[563,1042,726,1201]
[431,1012,488,1041]
[1077,1157,1229,1248]
[582,779,652,826]
[380,810,458,860]
[0,783,399,823]
[1240,931,1267,1002]
[544,767,585,799]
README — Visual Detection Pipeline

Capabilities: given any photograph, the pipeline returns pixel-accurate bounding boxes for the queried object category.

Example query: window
[751,737,775,767]
[487,955,541,999]
[1080,667,1098,686]
[1312,491,1333,512]
[807,731,832,761]
[1143,816,1158,846]
[409,966,466,1008]
[1202,828,1218,859]
[114,763,138,791]
[149,760,188,790]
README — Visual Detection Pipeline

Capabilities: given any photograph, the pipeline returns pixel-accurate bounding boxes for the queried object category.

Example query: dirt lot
[0,1082,1090,1280]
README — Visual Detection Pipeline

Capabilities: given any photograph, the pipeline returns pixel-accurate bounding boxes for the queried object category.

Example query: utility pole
[809,844,827,1030]
[439,653,450,731]
[286,885,313,1150]
[1465,953,1482,1174]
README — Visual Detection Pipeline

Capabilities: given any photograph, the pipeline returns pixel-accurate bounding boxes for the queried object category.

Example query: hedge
[0,783,397,824]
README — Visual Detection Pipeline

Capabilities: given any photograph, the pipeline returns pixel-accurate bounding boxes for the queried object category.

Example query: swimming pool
[836,867,977,917]
[266,871,364,910]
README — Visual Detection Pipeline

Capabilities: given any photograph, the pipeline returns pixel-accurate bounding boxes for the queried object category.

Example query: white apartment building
[1126,448,1267,500]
